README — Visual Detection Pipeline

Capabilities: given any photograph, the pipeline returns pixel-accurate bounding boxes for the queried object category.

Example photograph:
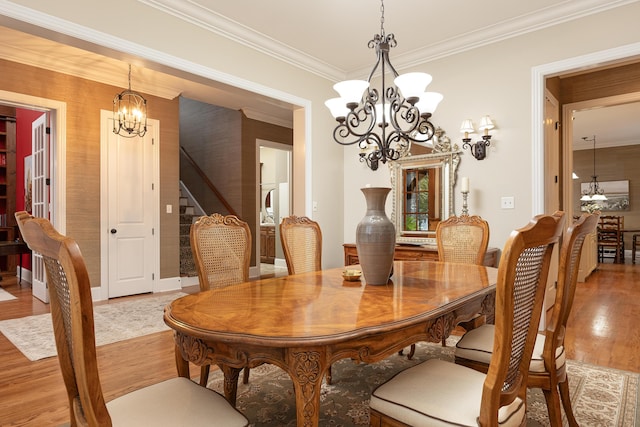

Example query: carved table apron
[165,260,498,427]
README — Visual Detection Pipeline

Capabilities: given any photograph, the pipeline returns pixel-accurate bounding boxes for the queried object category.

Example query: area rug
[207,337,638,427]
[0,292,185,361]
[0,286,17,301]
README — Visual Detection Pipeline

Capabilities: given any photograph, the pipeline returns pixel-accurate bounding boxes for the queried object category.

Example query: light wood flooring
[0,262,638,426]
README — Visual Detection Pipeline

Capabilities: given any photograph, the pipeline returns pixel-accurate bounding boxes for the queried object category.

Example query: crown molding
[138,0,345,82]
[350,0,640,78]
[141,0,639,82]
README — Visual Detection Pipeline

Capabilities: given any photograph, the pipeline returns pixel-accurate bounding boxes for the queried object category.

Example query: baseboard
[157,276,185,292]
[16,267,32,286]
[178,275,199,287]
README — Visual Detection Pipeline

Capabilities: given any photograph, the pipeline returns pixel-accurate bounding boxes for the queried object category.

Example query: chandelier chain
[380,0,385,37]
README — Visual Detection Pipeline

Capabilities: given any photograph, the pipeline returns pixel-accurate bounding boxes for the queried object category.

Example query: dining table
[164,260,499,427]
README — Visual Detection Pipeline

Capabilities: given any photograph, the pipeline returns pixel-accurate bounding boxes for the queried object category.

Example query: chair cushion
[455,324,566,373]
[370,359,525,427]
[107,377,248,426]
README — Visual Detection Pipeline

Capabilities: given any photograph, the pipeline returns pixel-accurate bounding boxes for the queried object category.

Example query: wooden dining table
[164,260,498,427]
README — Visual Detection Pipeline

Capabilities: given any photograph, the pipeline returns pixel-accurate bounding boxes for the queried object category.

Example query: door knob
[110,229,117,234]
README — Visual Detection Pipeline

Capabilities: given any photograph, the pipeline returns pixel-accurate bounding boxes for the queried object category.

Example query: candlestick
[461,177,469,193]
[461,191,469,216]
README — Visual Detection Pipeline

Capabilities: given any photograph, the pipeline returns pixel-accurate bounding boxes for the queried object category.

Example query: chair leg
[326,365,332,385]
[398,345,416,360]
[542,387,564,427]
[407,344,415,359]
[242,367,250,384]
[559,377,579,427]
[199,365,210,387]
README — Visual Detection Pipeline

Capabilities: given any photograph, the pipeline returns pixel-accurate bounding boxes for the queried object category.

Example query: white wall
[343,2,640,254]
[6,0,640,267]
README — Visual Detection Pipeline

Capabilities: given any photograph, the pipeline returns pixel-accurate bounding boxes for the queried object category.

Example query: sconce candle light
[461,115,494,160]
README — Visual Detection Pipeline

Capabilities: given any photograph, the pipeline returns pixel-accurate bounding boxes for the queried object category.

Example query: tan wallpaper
[573,145,640,250]
[0,58,180,286]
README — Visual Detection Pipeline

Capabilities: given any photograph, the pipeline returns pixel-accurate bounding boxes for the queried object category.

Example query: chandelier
[113,64,147,138]
[325,0,443,171]
[580,135,607,201]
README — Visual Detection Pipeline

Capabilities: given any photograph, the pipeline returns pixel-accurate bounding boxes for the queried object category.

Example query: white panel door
[106,119,155,298]
[31,113,49,303]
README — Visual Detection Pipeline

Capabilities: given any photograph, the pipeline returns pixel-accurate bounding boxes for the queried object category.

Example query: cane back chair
[454,213,598,426]
[190,213,252,385]
[279,215,322,275]
[437,214,490,265]
[16,211,248,427]
[369,211,565,427]
[279,215,336,383]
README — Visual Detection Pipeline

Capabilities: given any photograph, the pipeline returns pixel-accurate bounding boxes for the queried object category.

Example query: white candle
[461,177,469,193]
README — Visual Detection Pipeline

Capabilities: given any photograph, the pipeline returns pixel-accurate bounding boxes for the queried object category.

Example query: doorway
[0,90,66,302]
[257,140,292,277]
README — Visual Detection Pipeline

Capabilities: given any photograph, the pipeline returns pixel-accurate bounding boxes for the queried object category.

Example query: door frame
[99,110,160,300]
[0,90,66,301]
[562,92,640,222]
[255,139,292,277]
[532,41,640,216]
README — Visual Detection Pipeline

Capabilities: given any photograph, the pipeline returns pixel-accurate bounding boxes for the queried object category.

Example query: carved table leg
[289,349,325,427]
[220,364,242,406]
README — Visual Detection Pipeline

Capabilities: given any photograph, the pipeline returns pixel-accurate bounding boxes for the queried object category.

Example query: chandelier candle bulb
[461,177,470,193]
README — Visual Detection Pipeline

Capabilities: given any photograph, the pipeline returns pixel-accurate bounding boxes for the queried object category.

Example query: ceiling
[0,0,639,131]
[573,102,640,150]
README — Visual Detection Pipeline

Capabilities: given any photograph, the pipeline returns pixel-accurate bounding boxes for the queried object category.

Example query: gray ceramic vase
[356,187,396,285]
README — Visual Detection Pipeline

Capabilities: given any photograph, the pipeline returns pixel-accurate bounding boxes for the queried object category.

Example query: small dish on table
[342,269,362,282]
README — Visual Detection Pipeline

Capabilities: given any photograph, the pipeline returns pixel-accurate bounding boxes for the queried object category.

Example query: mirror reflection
[389,127,461,243]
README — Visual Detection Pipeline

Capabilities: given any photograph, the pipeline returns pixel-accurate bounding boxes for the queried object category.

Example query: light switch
[166,204,172,214]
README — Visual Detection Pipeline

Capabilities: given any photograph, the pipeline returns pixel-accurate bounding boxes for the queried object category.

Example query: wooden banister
[179,146,237,217]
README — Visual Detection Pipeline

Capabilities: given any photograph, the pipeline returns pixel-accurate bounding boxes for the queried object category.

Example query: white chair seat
[455,324,566,373]
[370,359,525,426]
[107,377,248,426]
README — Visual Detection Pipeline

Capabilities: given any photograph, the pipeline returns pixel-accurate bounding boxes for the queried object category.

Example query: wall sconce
[460,115,495,160]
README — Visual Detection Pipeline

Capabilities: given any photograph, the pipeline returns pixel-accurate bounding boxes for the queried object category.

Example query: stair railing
[180,145,237,217]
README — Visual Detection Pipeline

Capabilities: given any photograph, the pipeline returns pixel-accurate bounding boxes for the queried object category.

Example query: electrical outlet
[501,196,515,209]
[313,201,318,212]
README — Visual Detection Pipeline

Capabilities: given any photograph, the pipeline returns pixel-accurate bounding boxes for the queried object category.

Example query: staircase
[179,194,198,277]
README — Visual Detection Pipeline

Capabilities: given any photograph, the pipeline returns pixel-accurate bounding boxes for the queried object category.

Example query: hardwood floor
[0,262,638,426]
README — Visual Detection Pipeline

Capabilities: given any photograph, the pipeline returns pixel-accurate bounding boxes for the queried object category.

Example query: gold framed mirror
[389,127,461,244]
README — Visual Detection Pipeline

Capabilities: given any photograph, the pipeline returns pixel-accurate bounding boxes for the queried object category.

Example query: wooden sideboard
[343,243,499,268]
[260,225,276,264]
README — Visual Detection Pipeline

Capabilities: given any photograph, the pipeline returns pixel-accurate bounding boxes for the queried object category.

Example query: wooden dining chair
[437,214,490,265]
[369,211,565,427]
[190,213,252,386]
[454,212,598,427]
[279,215,322,275]
[15,211,249,427]
[401,214,490,358]
[279,215,338,384]
[597,215,623,263]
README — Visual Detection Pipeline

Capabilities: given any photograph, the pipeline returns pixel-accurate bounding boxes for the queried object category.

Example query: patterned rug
[0,292,185,361]
[207,337,639,426]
